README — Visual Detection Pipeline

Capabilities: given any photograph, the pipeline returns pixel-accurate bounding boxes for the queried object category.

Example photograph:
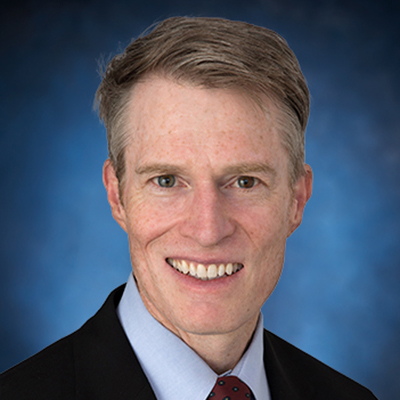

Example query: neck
[177,317,259,374]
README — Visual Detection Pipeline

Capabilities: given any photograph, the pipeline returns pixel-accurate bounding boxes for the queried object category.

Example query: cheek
[243,200,292,244]
[242,203,290,283]
[248,214,288,296]
[123,195,183,248]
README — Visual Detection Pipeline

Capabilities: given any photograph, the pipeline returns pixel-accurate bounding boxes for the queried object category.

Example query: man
[1,17,377,399]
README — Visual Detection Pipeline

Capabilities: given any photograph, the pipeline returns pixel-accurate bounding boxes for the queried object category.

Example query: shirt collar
[117,273,270,400]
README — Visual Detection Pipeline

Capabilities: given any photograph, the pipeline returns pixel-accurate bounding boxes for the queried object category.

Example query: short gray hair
[95,16,310,191]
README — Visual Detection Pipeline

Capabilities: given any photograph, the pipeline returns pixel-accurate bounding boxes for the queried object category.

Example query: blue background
[1,1,399,399]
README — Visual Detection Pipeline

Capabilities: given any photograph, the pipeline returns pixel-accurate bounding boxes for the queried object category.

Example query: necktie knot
[208,376,252,399]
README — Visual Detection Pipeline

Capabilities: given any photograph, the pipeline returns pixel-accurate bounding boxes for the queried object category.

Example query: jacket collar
[263,330,315,400]
[73,285,157,400]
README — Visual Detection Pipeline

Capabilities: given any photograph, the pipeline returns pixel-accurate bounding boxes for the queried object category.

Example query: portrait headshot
[1,2,399,400]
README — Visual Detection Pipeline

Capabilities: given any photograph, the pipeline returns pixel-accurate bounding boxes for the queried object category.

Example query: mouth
[166,258,243,281]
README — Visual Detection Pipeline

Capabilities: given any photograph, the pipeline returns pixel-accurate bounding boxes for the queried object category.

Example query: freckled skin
[103,76,312,372]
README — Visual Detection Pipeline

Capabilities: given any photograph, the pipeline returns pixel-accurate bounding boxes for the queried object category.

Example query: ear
[288,164,313,236]
[103,159,128,232]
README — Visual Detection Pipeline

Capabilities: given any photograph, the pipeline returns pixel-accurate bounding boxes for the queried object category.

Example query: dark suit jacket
[1,286,377,399]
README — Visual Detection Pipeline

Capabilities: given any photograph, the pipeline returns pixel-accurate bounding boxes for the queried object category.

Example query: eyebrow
[135,162,277,178]
[135,163,185,176]
[221,162,277,178]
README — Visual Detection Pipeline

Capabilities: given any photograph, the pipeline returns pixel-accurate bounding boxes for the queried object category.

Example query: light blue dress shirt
[117,273,271,400]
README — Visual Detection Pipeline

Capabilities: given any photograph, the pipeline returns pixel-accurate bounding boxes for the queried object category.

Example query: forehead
[123,76,289,173]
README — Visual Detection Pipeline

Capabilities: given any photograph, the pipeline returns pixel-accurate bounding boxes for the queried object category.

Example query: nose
[179,184,236,247]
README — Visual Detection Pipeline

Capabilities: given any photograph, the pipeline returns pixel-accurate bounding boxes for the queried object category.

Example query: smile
[166,258,243,280]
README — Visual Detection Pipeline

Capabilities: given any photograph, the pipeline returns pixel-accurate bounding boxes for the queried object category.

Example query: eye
[236,176,257,189]
[156,175,176,188]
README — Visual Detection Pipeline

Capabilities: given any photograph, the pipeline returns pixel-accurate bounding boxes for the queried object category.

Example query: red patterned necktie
[207,376,253,399]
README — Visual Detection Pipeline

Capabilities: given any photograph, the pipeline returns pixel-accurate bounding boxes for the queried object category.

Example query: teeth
[226,263,233,275]
[181,260,189,274]
[189,262,196,276]
[167,258,243,280]
[197,264,207,279]
[207,264,217,279]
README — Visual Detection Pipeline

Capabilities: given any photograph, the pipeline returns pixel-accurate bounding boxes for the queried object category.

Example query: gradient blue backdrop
[1,1,399,399]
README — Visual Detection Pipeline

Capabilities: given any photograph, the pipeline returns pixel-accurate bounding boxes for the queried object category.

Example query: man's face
[104,76,311,340]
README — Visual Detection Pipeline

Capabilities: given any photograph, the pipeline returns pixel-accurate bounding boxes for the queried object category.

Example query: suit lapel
[263,330,314,400]
[72,285,157,400]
